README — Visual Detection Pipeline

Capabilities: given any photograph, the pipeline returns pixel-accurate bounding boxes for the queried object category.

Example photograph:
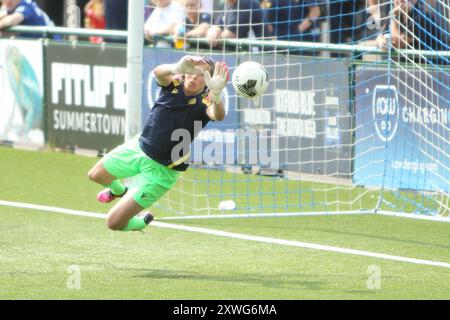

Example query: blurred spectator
[329,0,362,44]
[367,0,449,65]
[427,0,450,45]
[0,0,54,37]
[77,0,91,27]
[144,0,185,47]
[173,0,212,49]
[357,0,391,61]
[105,0,127,30]
[357,0,391,53]
[264,0,321,43]
[364,0,390,41]
[104,0,128,42]
[201,0,212,13]
[207,0,264,49]
[84,0,105,43]
[34,0,64,26]
[259,0,275,38]
[387,0,449,52]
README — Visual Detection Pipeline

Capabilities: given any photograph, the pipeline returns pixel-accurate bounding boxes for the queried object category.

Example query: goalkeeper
[88,55,229,232]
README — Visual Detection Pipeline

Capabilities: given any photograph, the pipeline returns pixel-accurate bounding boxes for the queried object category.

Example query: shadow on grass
[174,220,450,252]
[115,268,377,295]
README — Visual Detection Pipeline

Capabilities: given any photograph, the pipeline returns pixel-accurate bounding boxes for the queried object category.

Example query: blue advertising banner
[354,66,450,192]
[141,48,239,165]
[238,55,352,176]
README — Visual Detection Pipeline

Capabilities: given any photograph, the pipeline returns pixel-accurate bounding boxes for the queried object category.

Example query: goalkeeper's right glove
[204,62,230,103]
[170,56,205,75]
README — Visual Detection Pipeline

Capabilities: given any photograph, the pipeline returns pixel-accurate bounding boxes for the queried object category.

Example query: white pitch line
[1,200,450,269]
[0,200,106,219]
[159,211,375,220]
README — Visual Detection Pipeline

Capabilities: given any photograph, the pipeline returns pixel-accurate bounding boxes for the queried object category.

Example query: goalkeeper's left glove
[203,62,230,103]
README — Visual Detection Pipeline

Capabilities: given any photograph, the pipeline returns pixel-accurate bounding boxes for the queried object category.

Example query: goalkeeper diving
[88,56,230,232]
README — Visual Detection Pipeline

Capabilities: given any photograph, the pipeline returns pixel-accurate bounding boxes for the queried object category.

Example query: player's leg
[88,158,117,185]
[87,138,142,202]
[105,193,150,231]
[106,159,180,232]
[88,158,128,202]
[106,180,173,232]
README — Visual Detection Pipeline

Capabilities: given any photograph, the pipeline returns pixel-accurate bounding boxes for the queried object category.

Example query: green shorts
[103,136,180,209]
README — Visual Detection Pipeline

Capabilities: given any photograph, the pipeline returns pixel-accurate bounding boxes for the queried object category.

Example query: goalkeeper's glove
[170,56,205,75]
[204,62,230,103]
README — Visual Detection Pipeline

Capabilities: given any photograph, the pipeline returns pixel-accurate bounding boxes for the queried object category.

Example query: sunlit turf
[0,146,449,299]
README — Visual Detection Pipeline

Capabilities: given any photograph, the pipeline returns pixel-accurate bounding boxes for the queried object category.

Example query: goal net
[140,0,450,220]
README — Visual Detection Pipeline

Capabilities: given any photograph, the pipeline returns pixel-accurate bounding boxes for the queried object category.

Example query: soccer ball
[232,61,269,98]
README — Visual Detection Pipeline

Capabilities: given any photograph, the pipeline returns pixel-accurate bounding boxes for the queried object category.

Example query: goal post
[126,0,145,141]
[134,0,449,221]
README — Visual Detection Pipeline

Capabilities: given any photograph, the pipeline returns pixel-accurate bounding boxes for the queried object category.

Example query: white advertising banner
[0,39,44,146]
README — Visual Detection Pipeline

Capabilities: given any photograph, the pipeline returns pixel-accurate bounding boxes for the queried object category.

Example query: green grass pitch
[0,146,449,299]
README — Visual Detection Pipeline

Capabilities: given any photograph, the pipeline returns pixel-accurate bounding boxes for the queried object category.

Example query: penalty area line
[1,199,450,270]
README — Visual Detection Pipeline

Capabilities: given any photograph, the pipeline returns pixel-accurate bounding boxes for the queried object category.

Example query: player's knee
[106,217,122,231]
[87,168,100,183]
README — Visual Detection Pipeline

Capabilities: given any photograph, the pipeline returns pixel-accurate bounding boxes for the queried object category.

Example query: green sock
[104,180,126,196]
[120,216,147,232]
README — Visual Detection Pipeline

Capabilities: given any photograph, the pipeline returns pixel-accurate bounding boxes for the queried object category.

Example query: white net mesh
[141,0,449,219]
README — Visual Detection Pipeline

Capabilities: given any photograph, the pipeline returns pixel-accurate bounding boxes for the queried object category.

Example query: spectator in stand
[430,0,450,42]
[328,0,364,45]
[144,0,185,48]
[84,0,105,43]
[356,0,390,51]
[206,0,264,49]
[104,0,128,42]
[201,0,212,13]
[355,0,390,61]
[0,0,54,37]
[370,0,449,65]
[375,0,450,52]
[363,0,391,42]
[173,0,212,49]
[259,0,274,38]
[263,0,321,44]
[105,0,127,30]
[34,0,63,26]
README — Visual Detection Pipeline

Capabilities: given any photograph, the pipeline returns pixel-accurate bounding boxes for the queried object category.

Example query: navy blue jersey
[214,0,264,38]
[8,0,53,27]
[185,12,212,33]
[139,77,212,172]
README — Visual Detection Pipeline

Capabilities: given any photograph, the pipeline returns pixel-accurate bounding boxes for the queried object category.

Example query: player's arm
[0,11,7,20]
[204,62,230,122]
[206,93,226,122]
[0,12,24,29]
[367,0,379,14]
[299,5,320,33]
[186,22,210,38]
[206,25,223,47]
[221,28,236,39]
[390,4,411,49]
[153,56,206,87]
[145,22,177,40]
